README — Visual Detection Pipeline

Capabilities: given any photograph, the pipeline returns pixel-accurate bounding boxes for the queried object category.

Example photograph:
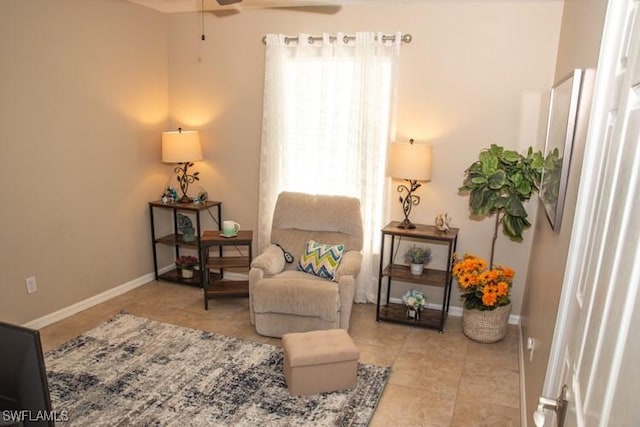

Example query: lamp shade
[388,141,432,181]
[162,129,203,163]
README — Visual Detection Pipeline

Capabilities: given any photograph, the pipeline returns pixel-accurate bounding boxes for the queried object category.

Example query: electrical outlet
[527,337,536,362]
[25,276,37,294]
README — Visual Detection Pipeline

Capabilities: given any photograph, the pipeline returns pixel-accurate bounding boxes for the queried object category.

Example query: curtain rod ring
[343,35,349,44]
[308,36,314,44]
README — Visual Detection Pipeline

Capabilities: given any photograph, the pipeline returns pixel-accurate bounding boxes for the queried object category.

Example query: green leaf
[468,161,483,174]
[471,176,488,185]
[488,170,506,189]
[516,180,532,197]
[510,171,523,186]
[470,188,484,210]
[502,215,521,240]
[480,151,499,175]
[494,196,508,209]
[529,151,544,170]
[505,196,527,217]
[475,191,497,215]
[501,150,521,163]
[503,215,531,241]
[488,144,504,157]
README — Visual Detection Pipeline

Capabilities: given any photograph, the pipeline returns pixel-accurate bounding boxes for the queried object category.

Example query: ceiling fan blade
[217,0,242,4]
[262,5,341,14]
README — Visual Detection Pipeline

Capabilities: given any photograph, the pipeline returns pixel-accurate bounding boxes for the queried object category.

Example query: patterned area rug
[45,313,390,426]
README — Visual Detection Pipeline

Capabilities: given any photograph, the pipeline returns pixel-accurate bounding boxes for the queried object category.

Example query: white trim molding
[22,266,249,330]
[22,267,172,330]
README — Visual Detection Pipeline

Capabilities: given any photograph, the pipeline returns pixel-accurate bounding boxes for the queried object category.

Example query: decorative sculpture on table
[177,213,196,242]
[435,213,451,232]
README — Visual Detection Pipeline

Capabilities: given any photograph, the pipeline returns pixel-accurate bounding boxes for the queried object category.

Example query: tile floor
[39,281,521,426]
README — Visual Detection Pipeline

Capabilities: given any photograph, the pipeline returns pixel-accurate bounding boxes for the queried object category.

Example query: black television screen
[0,322,54,426]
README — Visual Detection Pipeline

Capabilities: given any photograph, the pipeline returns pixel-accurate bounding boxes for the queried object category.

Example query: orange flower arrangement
[452,254,514,310]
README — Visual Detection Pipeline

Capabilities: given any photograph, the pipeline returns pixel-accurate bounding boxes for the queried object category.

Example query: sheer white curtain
[258,32,401,302]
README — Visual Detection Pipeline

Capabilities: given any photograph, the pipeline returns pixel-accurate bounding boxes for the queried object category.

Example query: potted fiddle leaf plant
[456,144,543,342]
[458,144,544,268]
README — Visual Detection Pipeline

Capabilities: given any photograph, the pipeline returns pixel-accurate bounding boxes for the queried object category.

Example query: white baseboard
[22,265,174,330]
[518,322,528,426]
[22,266,249,330]
[387,297,520,324]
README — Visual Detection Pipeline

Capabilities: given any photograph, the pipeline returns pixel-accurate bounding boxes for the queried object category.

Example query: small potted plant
[175,255,198,279]
[403,289,427,320]
[404,245,432,275]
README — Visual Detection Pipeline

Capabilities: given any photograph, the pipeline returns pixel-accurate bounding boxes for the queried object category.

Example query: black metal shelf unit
[376,221,458,332]
[149,200,221,288]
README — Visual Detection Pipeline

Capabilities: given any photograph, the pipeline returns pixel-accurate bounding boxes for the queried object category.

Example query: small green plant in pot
[458,144,543,267]
[404,245,432,275]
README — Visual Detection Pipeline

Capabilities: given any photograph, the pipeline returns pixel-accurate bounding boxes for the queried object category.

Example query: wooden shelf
[155,233,200,249]
[381,264,447,287]
[206,256,251,269]
[378,303,446,330]
[204,280,249,298]
[158,268,204,288]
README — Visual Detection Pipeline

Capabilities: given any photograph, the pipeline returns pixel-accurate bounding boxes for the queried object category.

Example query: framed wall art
[539,69,584,232]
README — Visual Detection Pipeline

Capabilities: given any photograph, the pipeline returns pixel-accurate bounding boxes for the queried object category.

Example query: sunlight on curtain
[259,32,401,302]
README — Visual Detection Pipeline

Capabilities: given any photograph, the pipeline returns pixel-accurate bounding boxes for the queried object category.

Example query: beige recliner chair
[249,192,363,338]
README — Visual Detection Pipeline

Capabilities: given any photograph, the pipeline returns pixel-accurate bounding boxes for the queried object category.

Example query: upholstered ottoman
[282,329,360,396]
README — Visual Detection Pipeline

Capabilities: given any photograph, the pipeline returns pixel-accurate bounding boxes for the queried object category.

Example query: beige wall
[520,0,608,420]
[167,2,562,312]
[0,0,169,324]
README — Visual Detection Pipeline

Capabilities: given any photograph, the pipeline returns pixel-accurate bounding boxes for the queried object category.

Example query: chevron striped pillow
[297,240,345,281]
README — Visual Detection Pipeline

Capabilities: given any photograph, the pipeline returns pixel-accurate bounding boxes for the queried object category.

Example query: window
[260,33,402,301]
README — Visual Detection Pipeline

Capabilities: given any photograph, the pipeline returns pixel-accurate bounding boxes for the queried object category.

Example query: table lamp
[387,139,433,229]
[162,128,203,203]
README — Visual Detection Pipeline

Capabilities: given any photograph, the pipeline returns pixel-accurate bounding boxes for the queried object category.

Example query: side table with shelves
[200,230,253,310]
[376,221,458,332]
[149,200,222,287]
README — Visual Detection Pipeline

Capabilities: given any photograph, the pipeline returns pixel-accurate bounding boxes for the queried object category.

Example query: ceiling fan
[215,0,345,12]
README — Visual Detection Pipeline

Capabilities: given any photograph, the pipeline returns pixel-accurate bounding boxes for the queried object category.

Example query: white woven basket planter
[462,303,511,343]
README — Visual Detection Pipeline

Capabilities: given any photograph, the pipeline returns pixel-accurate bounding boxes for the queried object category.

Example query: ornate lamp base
[174,162,200,203]
[396,179,421,229]
[397,217,416,229]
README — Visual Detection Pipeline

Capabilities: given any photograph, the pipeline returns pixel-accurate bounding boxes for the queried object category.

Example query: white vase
[410,263,424,275]
[407,306,421,321]
[181,268,194,279]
